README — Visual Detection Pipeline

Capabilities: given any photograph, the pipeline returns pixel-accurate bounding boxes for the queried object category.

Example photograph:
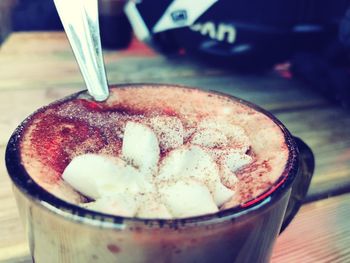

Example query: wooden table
[0,32,350,263]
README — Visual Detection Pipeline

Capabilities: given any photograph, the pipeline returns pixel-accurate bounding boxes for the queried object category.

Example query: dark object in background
[12,0,62,31]
[291,51,350,108]
[0,0,16,44]
[291,6,350,108]
[127,0,350,69]
[126,0,350,107]
[340,6,350,49]
[11,0,132,49]
[99,0,132,49]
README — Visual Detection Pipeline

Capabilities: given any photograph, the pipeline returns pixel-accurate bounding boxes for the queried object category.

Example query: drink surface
[19,85,289,218]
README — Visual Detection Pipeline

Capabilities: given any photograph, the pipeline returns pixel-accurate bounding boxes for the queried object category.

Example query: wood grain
[275,107,350,200]
[272,193,350,263]
[0,0,16,43]
[0,32,328,112]
[0,148,29,262]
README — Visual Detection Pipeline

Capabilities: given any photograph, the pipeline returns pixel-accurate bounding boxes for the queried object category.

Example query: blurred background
[1,0,350,107]
[0,0,132,49]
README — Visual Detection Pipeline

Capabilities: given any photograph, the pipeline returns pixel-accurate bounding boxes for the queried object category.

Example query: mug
[5,84,314,263]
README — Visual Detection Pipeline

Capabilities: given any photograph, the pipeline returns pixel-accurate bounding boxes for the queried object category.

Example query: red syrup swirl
[77,98,178,117]
[30,114,107,177]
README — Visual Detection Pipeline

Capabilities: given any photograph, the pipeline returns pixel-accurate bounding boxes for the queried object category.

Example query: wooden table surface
[0,32,350,263]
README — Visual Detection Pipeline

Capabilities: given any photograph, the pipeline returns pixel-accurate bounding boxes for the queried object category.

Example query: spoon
[54,0,109,101]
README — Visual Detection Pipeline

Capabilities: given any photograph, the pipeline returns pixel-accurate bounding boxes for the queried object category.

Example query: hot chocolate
[19,85,289,218]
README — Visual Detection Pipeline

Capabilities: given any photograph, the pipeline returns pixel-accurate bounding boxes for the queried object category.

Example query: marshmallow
[83,193,138,217]
[122,122,160,177]
[219,166,239,189]
[158,145,235,206]
[158,145,218,184]
[159,180,218,218]
[209,149,251,189]
[62,154,147,199]
[149,116,184,151]
[190,128,228,148]
[62,119,250,218]
[198,118,250,152]
[212,181,236,207]
[222,150,253,172]
[136,196,173,219]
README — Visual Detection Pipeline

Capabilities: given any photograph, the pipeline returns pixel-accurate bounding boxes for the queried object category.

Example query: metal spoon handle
[54,0,109,101]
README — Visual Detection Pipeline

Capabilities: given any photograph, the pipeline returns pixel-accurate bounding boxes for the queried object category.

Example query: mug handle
[279,137,315,233]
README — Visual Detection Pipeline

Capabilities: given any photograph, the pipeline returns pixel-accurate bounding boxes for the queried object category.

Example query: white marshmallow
[62,119,248,218]
[159,180,218,218]
[158,145,218,184]
[190,128,228,148]
[122,121,160,177]
[62,154,120,199]
[210,149,251,190]
[136,197,173,219]
[198,119,250,152]
[158,145,235,206]
[83,193,138,217]
[219,166,239,189]
[212,182,235,207]
[223,150,252,172]
[62,154,148,199]
[149,116,184,151]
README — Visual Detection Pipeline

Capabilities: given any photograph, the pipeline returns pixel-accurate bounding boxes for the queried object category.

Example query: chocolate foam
[19,85,289,208]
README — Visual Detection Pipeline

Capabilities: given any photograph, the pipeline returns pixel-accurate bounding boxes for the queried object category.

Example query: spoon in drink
[54,0,109,101]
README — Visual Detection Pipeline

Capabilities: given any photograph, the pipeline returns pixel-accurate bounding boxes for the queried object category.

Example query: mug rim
[5,83,299,228]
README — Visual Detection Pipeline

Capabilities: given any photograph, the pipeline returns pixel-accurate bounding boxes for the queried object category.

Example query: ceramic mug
[6,84,314,263]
